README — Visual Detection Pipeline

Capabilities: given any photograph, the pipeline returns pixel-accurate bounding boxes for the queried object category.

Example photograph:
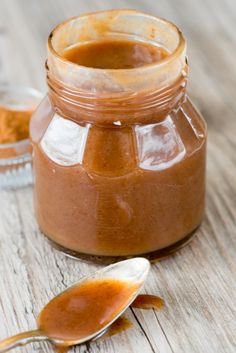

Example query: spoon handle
[0,329,48,352]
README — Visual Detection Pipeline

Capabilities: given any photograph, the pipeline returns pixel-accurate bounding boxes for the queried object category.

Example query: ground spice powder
[0,105,32,144]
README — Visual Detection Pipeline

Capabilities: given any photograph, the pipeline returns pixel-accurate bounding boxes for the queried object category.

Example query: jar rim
[47,9,186,74]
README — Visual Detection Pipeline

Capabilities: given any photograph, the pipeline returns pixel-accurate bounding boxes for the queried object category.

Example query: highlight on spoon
[95,257,151,283]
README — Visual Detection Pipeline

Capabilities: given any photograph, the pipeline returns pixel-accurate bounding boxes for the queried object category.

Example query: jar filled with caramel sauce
[30,10,207,260]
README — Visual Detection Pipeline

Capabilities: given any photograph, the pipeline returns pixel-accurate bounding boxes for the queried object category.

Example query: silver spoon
[0,257,150,352]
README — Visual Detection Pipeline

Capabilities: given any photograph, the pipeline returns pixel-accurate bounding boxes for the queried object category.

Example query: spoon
[0,257,150,352]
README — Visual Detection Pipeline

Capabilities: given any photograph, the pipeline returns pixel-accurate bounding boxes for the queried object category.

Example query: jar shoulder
[30,95,206,175]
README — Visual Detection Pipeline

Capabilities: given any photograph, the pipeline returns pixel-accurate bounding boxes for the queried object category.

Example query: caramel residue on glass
[0,105,32,144]
[132,294,165,310]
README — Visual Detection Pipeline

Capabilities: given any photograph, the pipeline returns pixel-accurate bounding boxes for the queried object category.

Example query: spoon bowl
[0,258,150,352]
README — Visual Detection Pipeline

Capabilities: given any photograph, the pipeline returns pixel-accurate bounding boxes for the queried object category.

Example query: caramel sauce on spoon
[53,293,164,353]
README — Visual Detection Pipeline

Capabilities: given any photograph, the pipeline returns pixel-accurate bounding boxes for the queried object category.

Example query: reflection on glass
[135,116,186,171]
[41,114,90,166]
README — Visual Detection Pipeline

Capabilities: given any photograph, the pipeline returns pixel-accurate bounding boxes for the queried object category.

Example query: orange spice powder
[0,106,33,144]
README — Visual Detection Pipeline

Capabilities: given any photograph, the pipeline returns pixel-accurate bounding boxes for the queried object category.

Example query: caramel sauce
[54,317,133,353]
[38,278,138,341]
[132,294,165,310]
[104,293,165,339]
[51,291,164,353]
[105,316,133,337]
[54,346,68,353]
[62,39,168,69]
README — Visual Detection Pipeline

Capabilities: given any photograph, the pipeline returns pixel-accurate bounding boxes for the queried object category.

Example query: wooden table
[0,0,236,352]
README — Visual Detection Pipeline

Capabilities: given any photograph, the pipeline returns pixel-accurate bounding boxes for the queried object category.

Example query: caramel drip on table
[132,294,165,310]
[54,346,68,353]
[105,316,133,337]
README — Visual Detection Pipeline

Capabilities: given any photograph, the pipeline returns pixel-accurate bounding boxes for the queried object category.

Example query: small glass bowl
[0,86,43,189]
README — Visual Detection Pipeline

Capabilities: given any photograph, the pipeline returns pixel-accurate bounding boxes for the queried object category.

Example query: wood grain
[0,0,236,352]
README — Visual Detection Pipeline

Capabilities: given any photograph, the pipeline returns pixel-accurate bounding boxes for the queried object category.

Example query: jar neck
[47,10,188,125]
[47,69,188,125]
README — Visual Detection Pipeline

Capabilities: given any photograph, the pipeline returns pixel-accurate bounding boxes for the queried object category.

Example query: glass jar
[30,10,207,260]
